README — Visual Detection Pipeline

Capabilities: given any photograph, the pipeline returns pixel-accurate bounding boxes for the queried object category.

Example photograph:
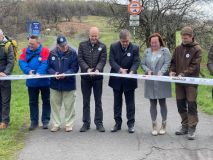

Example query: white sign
[130,15,140,21]
[129,20,140,26]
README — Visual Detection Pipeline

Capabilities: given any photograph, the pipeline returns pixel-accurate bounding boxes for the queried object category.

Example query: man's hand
[169,72,176,77]
[158,71,163,76]
[129,71,134,74]
[87,68,94,73]
[29,70,35,75]
[0,72,7,77]
[56,73,65,80]
[119,68,128,74]
[147,71,153,75]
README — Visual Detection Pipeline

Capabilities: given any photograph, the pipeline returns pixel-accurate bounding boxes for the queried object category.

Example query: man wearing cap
[19,35,51,131]
[48,36,79,132]
[78,27,107,132]
[170,26,202,140]
[0,29,15,129]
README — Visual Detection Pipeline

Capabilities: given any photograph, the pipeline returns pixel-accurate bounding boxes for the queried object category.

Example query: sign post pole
[128,0,142,43]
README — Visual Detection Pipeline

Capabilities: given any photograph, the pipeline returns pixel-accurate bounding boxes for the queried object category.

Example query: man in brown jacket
[170,26,202,140]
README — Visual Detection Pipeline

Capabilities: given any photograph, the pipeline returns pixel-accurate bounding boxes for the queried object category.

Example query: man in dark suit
[109,29,140,133]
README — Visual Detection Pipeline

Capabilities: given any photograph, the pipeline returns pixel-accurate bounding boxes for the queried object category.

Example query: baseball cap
[57,36,67,47]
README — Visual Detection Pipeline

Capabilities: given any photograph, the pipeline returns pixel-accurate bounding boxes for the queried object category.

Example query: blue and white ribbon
[0,73,212,86]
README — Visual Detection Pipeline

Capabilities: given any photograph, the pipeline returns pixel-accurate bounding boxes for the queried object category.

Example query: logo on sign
[128,1,142,15]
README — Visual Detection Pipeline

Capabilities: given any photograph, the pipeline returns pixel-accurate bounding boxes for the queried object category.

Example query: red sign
[128,1,142,15]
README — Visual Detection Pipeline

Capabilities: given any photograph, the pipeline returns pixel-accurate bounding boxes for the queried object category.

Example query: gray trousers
[0,81,11,124]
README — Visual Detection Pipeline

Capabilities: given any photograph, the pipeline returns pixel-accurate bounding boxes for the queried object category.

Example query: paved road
[19,64,213,160]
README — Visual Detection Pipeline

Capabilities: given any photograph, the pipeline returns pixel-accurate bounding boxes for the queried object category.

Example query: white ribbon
[0,73,212,86]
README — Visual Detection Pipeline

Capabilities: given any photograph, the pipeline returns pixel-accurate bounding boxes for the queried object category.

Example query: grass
[0,35,54,160]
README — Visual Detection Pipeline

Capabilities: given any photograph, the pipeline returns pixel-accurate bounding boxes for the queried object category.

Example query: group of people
[0,25,210,140]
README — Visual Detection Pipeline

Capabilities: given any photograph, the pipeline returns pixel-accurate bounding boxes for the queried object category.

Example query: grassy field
[0,35,54,160]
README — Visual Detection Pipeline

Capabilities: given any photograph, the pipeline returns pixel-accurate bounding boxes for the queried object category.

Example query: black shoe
[42,123,49,129]
[128,126,135,133]
[96,124,105,132]
[80,124,90,132]
[111,124,121,132]
[29,123,38,131]
[188,127,196,140]
[175,126,188,135]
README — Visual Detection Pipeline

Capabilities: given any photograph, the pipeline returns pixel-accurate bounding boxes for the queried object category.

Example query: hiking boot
[175,125,188,135]
[187,127,196,140]
[128,126,135,133]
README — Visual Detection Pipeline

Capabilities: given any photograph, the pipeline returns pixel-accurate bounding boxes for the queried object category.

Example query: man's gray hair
[119,29,131,39]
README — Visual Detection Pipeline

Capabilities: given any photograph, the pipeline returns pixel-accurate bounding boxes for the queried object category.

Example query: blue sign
[31,21,41,36]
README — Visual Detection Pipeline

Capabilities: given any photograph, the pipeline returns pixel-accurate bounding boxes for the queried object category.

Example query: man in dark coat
[109,29,140,133]
[0,29,14,129]
[48,36,79,132]
[78,27,107,132]
[170,26,202,140]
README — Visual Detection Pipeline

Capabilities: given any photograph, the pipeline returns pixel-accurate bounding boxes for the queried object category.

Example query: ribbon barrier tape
[0,73,213,86]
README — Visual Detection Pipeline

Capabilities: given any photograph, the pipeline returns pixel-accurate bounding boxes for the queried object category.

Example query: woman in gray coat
[141,33,172,136]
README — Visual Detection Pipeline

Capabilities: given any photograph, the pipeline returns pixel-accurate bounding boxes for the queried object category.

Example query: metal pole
[133,27,136,43]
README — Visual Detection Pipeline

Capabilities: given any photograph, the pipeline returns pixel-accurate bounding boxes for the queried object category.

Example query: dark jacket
[48,46,79,91]
[0,37,14,75]
[207,45,213,75]
[19,44,50,87]
[108,41,140,91]
[78,40,107,80]
[170,41,202,77]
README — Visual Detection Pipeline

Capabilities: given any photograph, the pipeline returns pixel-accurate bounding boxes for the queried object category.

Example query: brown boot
[0,123,8,129]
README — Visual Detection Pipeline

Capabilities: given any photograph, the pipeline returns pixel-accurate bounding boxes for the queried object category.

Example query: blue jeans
[28,87,51,125]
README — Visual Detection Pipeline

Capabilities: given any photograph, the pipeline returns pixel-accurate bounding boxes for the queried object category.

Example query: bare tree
[108,0,213,50]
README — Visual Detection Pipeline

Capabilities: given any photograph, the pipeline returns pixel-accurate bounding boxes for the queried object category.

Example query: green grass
[0,35,54,160]
[197,50,213,114]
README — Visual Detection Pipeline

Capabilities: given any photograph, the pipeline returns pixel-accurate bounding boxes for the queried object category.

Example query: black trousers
[81,78,103,126]
[28,87,51,125]
[0,81,11,125]
[113,88,135,127]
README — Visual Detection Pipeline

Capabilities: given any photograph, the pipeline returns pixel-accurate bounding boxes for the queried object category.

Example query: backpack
[4,36,18,62]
